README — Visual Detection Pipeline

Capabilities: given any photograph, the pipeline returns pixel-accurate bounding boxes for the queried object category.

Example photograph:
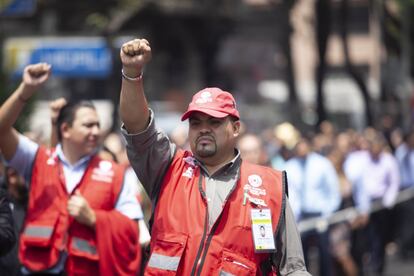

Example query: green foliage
[396,0,414,8]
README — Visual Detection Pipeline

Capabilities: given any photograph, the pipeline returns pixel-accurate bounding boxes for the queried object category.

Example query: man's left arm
[90,175,142,275]
[94,190,141,276]
[273,201,311,276]
[67,190,96,227]
[67,172,144,227]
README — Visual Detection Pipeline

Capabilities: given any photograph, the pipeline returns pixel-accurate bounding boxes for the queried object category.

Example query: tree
[314,0,331,126]
[339,0,373,126]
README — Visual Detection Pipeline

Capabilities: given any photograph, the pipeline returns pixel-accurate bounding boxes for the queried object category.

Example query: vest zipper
[190,205,209,276]
[194,222,220,276]
[191,171,241,275]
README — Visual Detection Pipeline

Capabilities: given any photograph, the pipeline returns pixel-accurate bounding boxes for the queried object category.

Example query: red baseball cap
[181,87,240,121]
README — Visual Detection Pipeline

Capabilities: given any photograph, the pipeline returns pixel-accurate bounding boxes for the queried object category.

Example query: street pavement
[384,250,414,276]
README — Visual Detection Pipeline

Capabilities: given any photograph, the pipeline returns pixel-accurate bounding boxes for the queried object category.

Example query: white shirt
[344,150,400,209]
[9,134,143,220]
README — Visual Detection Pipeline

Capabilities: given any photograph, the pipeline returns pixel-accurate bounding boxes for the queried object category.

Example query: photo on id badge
[251,209,275,252]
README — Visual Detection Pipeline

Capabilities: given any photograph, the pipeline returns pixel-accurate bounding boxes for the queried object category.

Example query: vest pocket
[21,224,55,247]
[19,217,61,271]
[69,237,99,261]
[219,249,256,276]
[67,236,99,274]
[145,232,188,275]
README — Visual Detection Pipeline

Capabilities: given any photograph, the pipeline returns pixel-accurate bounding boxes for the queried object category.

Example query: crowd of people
[235,121,414,276]
[0,37,413,276]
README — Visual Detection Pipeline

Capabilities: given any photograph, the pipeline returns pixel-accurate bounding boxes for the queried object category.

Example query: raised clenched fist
[120,38,152,78]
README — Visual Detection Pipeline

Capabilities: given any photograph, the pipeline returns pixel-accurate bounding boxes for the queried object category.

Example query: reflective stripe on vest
[71,237,97,255]
[24,225,54,238]
[148,253,181,271]
[219,271,235,276]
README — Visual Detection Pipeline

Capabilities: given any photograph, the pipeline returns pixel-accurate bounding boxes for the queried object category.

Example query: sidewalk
[384,248,414,276]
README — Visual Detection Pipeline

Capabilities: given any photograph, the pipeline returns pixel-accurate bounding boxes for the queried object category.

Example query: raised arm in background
[0,63,51,160]
[49,97,67,148]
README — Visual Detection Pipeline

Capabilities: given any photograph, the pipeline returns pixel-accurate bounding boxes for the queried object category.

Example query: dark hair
[56,100,96,142]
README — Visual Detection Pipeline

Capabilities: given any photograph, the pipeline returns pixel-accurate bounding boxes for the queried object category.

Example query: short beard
[195,143,217,158]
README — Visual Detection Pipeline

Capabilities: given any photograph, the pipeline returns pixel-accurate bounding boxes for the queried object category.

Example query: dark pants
[367,208,393,275]
[351,227,369,276]
[394,197,414,257]
[300,212,333,276]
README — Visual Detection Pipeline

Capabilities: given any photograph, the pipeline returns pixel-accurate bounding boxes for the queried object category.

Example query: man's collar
[55,144,95,169]
[195,148,241,175]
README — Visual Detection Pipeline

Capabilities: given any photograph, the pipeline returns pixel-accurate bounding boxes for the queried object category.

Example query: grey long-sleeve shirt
[121,110,310,275]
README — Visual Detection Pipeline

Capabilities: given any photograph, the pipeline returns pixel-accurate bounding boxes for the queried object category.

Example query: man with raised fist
[0,63,143,275]
[119,38,310,276]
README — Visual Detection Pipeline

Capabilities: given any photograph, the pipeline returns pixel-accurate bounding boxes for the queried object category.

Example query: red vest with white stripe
[19,147,126,274]
[146,150,285,276]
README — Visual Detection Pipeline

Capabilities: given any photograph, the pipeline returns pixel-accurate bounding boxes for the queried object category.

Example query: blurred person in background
[319,121,336,141]
[285,137,341,276]
[335,131,354,156]
[378,115,399,153]
[119,38,310,275]
[334,130,371,276]
[344,130,400,275]
[313,120,336,156]
[270,122,299,171]
[237,133,270,166]
[394,127,414,258]
[169,123,190,150]
[102,132,151,251]
[101,133,151,276]
[0,172,16,259]
[0,162,28,276]
[0,63,142,275]
[50,96,152,273]
[326,146,361,276]
[51,98,151,230]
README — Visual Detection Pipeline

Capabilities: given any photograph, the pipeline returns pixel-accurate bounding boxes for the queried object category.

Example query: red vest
[19,147,126,274]
[146,150,285,276]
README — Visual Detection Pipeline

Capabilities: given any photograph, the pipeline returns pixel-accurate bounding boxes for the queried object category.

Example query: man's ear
[61,122,70,139]
[233,120,241,138]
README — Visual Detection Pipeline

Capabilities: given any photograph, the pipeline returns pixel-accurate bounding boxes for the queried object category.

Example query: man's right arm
[122,110,176,200]
[119,39,152,134]
[119,38,176,199]
[274,200,311,276]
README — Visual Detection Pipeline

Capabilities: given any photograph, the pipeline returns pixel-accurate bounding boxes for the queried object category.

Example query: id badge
[251,208,276,252]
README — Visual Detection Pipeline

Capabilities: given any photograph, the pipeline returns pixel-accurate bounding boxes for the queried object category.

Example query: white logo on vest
[182,167,194,178]
[46,149,58,166]
[243,174,267,207]
[92,160,114,183]
[248,174,262,187]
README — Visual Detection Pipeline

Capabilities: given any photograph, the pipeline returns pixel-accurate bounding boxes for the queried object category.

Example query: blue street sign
[0,0,36,16]
[29,45,112,78]
[4,37,113,78]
